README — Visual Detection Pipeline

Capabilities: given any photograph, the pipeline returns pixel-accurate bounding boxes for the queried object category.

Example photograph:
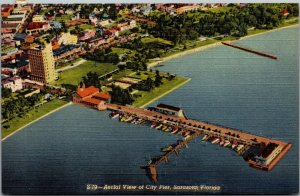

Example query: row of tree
[146,4,298,44]
[84,49,120,64]
[2,93,43,121]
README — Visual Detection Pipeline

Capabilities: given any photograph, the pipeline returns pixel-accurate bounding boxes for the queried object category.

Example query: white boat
[202,135,208,141]
[212,138,220,144]
[171,129,177,134]
[151,123,157,128]
[113,114,120,119]
[236,144,244,151]
[224,141,231,147]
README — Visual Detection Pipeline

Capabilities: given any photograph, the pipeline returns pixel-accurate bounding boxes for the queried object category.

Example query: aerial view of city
[1,2,299,195]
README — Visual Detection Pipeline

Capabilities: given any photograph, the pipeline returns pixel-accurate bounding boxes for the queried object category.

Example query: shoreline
[147,24,299,69]
[2,101,73,142]
[138,78,191,108]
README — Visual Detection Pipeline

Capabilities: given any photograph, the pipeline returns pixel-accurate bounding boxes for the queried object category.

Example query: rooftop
[27,22,48,30]
[53,45,80,56]
[93,92,111,100]
[76,85,99,98]
[156,103,181,112]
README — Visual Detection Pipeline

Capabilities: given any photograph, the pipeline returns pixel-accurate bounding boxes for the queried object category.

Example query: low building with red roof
[281,9,289,16]
[26,22,51,35]
[72,84,111,110]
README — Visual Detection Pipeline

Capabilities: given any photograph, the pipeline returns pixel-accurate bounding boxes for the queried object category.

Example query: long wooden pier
[222,41,278,60]
[106,103,291,176]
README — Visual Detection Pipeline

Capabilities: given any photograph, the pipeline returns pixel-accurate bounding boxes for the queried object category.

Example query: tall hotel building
[28,43,57,84]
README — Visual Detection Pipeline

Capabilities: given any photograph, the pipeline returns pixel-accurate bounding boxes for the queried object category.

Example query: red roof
[2,7,11,12]
[27,22,48,30]
[93,92,111,100]
[76,85,99,98]
[83,97,102,105]
[281,9,289,15]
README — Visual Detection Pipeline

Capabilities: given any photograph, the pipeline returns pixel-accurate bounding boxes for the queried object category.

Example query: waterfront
[2,26,299,194]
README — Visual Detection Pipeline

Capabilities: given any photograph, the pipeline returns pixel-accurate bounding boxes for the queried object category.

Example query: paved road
[56,59,86,72]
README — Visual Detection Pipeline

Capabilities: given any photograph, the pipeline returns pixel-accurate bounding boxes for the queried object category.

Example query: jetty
[222,41,278,60]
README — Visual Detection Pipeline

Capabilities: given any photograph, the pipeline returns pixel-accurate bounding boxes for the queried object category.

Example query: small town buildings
[87,37,107,48]
[53,44,82,60]
[32,15,45,22]
[78,30,96,41]
[1,5,14,18]
[14,33,27,42]
[176,5,200,14]
[58,32,78,45]
[49,21,62,29]
[2,76,23,92]
[72,84,111,110]
[2,59,29,74]
[98,19,114,27]
[26,22,51,35]
[25,35,35,43]
[140,6,152,16]
[1,45,21,63]
[104,28,120,37]
[1,23,21,34]
[65,9,75,15]
[117,19,137,32]
[51,39,60,50]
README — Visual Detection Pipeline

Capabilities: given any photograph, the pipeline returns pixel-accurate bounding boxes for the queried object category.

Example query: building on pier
[72,84,111,110]
[153,103,185,118]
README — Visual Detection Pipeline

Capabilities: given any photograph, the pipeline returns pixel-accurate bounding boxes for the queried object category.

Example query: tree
[153,70,163,87]
[1,87,12,98]
[110,85,134,105]
[82,72,101,88]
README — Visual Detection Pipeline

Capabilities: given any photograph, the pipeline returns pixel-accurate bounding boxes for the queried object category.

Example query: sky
[1,0,300,4]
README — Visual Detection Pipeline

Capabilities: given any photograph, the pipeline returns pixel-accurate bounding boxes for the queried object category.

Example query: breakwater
[222,41,278,60]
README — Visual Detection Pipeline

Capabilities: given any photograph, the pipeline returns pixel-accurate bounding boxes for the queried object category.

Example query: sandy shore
[147,24,299,69]
[139,78,191,108]
[2,102,73,142]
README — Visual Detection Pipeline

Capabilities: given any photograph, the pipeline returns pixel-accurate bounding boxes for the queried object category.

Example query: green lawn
[141,36,173,46]
[56,58,83,70]
[133,76,190,107]
[208,7,233,13]
[68,24,96,32]
[111,47,136,56]
[55,14,73,22]
[111,69,134,81]
[51,60,117,86]
[2,99,68,139]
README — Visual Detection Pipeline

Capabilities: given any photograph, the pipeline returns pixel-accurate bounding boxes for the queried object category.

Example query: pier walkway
[106,103,291,175]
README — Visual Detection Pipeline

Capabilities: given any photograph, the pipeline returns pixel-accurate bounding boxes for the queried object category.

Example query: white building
[2,76,23,92]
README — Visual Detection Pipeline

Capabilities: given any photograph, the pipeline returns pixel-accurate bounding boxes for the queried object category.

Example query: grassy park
[2,99,69,139]
[51,60,117,86]
[131,71,190,107]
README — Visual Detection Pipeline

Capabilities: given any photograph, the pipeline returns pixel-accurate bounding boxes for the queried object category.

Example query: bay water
[2,26,299,194]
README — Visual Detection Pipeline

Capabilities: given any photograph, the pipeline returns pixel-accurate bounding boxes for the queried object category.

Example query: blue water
[2,27,299,194]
